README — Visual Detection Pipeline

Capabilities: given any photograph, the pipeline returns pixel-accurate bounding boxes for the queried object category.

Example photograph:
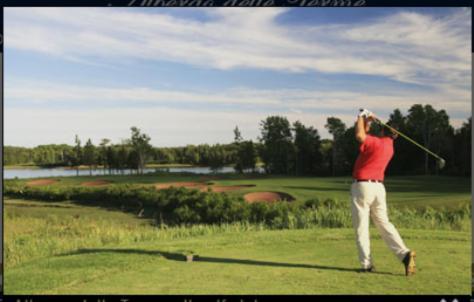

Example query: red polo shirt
[352,134,394,181]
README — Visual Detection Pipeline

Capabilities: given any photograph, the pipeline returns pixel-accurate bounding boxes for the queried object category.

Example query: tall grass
[4,205,266,268]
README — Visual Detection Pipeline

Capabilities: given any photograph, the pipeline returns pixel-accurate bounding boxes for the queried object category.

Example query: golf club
[360,109,446,169]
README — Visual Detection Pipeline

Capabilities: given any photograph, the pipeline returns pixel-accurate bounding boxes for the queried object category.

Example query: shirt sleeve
[359,135,377,153]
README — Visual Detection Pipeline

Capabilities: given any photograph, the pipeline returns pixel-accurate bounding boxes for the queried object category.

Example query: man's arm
[355,116,367,143]
[355,109,374,143]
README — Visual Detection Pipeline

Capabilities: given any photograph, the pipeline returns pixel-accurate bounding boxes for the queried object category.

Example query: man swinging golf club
[351,108,416,276]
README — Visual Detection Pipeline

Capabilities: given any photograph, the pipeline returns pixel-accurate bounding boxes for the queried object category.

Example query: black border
[1,0,473,6]
[2,295,473,302]
[1,5,4,299]
[0,3,472,302]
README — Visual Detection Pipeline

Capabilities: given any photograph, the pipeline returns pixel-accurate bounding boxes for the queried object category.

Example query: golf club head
[438,158,446,170]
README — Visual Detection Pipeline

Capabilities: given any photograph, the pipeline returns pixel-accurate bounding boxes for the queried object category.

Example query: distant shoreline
[3,163,196,170]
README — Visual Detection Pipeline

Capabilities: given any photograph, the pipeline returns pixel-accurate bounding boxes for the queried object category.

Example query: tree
[130,127,152,174]
[82,139,97,176]
[243,141,258,173]
[105,145,116,174]
[340,126,358,174]
[127,149,140,174]
[208,144,226,173]
[117,144,130,174]
[233,126,256,173]
[319,139,333,175]
[184,145,200,165]
[406,105,452,174]
[386,109,410,175]
[98,138,111,175]
[153,147,175,165]
[73,135,82,176]
[197,144,211,166]
[293,121,322,175]
[259,116,295,174]
[325,117,347,176]
[4,146,34,166]
[234,141,257,173]
[234,126,243,143]
[452,117,471,177]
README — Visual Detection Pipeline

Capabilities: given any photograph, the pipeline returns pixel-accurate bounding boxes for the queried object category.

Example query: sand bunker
[209,184,256,193]
[155,182,255,193]
[81,180,111,187]
[155,182,206,190]
[26,179,58,186]
[244,191,295,203]
[155,182,256,193]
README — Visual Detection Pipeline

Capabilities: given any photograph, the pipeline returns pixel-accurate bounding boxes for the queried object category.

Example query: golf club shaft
[374,118,445,162]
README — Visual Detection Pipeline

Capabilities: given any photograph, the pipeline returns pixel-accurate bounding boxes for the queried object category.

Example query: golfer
[351,108,416,276]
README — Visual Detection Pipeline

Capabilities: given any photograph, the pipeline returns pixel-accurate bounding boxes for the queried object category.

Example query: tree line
[4,127,244,175]
[4,104,471,177]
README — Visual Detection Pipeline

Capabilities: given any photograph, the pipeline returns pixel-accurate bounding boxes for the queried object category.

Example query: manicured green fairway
[4,198,471,295]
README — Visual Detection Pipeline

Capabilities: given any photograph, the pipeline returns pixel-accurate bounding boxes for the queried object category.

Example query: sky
[4,7,472,147]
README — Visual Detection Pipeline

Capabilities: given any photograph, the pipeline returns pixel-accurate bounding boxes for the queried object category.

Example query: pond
[3,166,264,179]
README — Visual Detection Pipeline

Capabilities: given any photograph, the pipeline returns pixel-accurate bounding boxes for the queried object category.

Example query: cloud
[6,79,470,116]
[4,8,471,146]
[5,79,469,147]
[5,80,281,106]
[4,7,471,88]
[341,9,471,86]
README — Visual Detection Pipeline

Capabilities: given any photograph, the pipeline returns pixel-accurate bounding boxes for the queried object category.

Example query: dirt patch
[26,179,58,186]
[244,191,295,203]
[155,182,206,190]
[209,184,256,193]
[81,180,111,187]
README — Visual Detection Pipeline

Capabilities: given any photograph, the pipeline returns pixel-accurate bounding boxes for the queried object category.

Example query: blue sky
[4,7,471,147]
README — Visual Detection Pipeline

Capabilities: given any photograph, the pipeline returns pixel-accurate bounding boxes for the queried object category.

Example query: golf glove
[358,108,373,118]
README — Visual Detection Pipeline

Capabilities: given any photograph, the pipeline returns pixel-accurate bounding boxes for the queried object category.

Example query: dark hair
[381,123,398,139]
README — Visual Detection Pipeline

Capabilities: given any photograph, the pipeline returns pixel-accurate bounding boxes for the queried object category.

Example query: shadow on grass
[61,248,397,276]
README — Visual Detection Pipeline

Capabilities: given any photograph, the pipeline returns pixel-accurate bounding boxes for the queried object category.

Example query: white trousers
[350,181,409,269]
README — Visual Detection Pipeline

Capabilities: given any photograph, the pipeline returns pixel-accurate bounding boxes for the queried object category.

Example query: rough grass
[4,199,471,295]
[5,199,264,268]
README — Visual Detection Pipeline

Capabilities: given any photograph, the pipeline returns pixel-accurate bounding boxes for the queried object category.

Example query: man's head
[367,119,398,139]
[380,122,398,140]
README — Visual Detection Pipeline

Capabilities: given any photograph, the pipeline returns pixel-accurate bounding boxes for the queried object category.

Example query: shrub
[3,181,470,231]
